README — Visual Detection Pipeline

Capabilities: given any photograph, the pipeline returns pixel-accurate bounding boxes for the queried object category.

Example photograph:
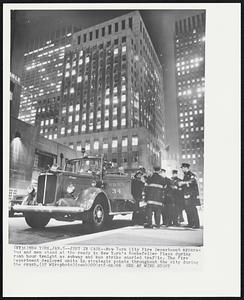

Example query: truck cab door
[103,174,134,212]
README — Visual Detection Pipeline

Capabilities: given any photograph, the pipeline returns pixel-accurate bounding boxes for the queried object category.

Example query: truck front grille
[36,174,57,205]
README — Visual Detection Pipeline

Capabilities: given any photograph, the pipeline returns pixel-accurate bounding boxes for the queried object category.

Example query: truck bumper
[13,204,85,214]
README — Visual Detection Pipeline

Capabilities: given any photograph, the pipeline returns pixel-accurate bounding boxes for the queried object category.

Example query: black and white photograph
[3,3,240,298]
[9,9,205,246]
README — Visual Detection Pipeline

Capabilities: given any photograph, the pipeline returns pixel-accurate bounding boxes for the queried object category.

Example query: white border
[3,3,240,297]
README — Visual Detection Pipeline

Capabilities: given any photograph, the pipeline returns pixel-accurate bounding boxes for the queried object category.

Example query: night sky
[11,9,204,156]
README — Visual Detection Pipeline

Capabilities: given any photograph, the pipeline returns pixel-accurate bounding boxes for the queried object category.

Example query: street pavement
[8,210,203,246]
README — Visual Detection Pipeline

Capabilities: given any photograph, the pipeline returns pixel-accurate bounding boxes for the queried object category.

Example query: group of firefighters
[131,163,201,229]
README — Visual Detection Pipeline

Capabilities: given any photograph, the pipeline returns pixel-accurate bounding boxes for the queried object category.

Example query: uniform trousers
[185,205,200,228]
[146,204,162,226]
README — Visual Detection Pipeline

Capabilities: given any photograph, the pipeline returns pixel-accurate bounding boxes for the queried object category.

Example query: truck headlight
[67,184,75,194]
[27,185,35,194]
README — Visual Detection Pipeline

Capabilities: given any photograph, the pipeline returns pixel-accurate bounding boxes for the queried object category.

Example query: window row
[77,17,133,44]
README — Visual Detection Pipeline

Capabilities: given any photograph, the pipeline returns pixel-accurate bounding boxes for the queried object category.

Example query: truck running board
[13,204,85,214]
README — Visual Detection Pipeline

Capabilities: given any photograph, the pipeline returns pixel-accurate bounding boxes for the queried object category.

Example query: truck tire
[24,213,50,229]
[90,200,107,231]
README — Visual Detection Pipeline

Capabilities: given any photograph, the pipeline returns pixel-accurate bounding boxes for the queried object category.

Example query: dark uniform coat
[182,171,200,206]
[171,177,183,208]
[145,173,165,205]
[131,177,145,204]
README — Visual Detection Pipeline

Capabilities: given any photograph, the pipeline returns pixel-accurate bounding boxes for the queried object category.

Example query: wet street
[9,212,203,246]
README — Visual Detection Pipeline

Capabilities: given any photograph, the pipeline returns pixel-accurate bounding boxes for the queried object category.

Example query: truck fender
[77,187,111,212]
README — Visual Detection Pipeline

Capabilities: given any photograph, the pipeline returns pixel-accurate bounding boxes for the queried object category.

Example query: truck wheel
[90,201,107,231]
[24,213,50,229]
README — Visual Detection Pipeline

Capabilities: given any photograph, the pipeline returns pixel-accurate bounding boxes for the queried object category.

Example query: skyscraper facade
[175,12,205,199]
[10,72,21,118]
[18,25,78,128]
[55,11,166,171]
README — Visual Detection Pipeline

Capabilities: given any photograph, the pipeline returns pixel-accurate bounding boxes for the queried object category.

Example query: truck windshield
[65,157,101,174]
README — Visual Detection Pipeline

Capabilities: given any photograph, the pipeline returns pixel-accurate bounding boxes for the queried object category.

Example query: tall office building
[18,25,79,127]
[10,73,22,118]
[175,12,205,199]
[53,11,166,171]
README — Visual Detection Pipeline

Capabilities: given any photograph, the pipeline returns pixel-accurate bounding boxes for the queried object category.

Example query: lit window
[81,124,86,132]
[181,135,184,139]
[104,120,109,128]
[114,48,118,55]
[61,127,65,135]
[74,125,78,133]
[65,71,70,77]
[121,106,126,114]
[69,105,73,112]
[122,46,126,53]
[82,113,86,120]
[40,129,43,134]
[97,111,101,118]
[85,142,90,151]
[121,85,126,92]
[122,136,128,147]
[50,119,54,125]
[53,134,57,139]
[77,143,81,152]
[68,116,72,123]
[75,104,80,111]
[72,61,76,67]
[89,112,93,119]
[75,114,79,122]
[182,154,186,159]
[70,87,74,94]
[113,96,118,104]
[72,69,76,76]
[113,119,117,127]
[94,140,99,150]
[79,59,83,65]
[113,107,117,115]
[45,120,49,126]
[66,63,70,69]
[121,118,126,126]
[180,123,184,128]
[41,120,44,126]
[113,87,118,94]
[49,135,52,140]
[85,56,90,63]
[103,141,108,149]
[106,88,110,95]
[105,98,110,106]
[121,94,126,102]
[77,76,82,83]
[112,138,118,148]
[105,109,109,117]
[132,135,138,146]
[199,109,203,114]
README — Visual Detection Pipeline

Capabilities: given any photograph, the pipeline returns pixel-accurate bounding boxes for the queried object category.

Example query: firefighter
[171,170,183,226]
[131,170,145,225]
[159,168,173,226]
[179,163,201,229]
[144,166,164,228]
